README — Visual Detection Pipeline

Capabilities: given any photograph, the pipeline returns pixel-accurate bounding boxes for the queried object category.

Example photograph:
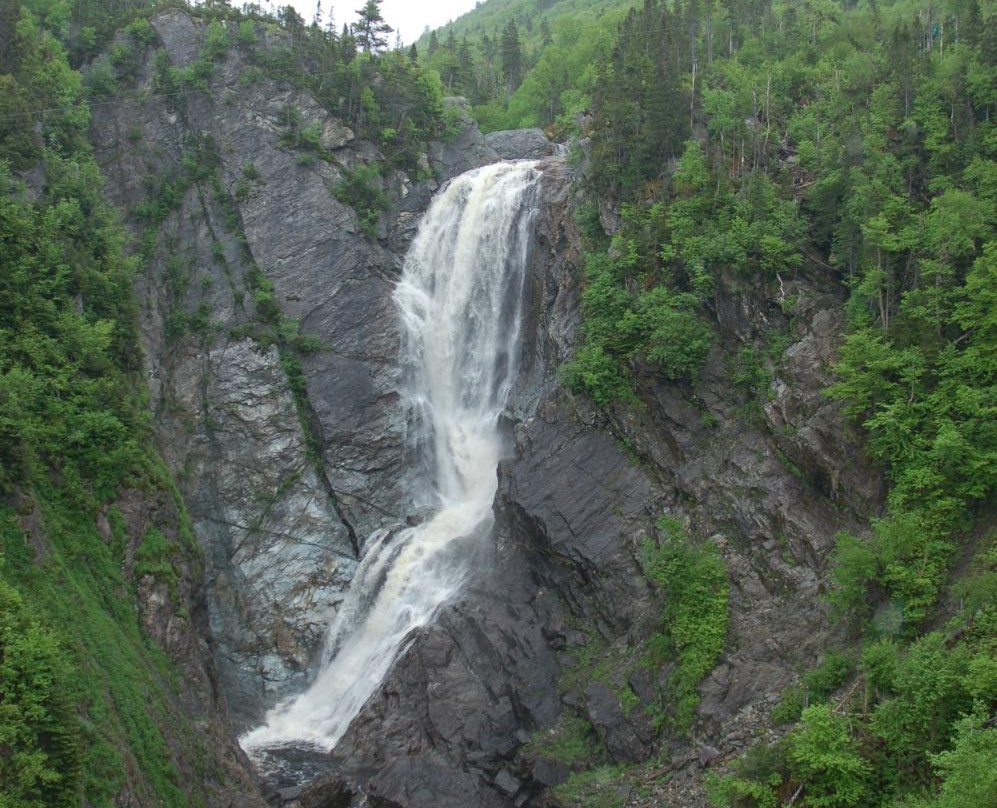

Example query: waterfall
[241,160,541,757]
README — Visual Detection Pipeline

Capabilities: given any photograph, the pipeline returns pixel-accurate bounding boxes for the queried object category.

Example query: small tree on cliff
[354,0,392,54]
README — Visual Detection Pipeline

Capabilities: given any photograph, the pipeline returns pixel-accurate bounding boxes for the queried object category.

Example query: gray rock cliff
[91,10,505,731]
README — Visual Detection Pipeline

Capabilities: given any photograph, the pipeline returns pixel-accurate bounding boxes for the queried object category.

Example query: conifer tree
[500,19,522,94]
[354,0,392,54]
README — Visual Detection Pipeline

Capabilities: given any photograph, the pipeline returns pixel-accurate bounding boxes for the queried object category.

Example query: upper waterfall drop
[241,159,542,755]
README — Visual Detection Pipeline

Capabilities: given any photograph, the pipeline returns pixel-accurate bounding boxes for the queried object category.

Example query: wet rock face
[323,170,666,807]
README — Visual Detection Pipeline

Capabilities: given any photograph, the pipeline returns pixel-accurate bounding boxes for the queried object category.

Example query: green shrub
[772,685,805,725]
[523,713,601,767]
[804,650,853,701]
[870,633,972,779]
[642,516,729,733]
[560,343,633,407]
[918,710,997,808]
[334,164,389,240]
[553,765,632,808]
[85,60,118,98]
[236,19,258,47]
[124,18,157,47]
[202,20,229,61]
[706,742,787,808]
[787,704,871,808]
[133,528,178,589]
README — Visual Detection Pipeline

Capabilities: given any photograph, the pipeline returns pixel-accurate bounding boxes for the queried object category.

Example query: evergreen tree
[354,0,392,54]
[0,0,20,73]
[540,17,552,46]
[323,8,337,41]
[341,22,357,61]
[279,4,305,29]
[500,19,522,94]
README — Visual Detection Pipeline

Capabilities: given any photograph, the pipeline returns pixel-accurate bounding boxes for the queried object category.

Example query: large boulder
[485,128,562,160]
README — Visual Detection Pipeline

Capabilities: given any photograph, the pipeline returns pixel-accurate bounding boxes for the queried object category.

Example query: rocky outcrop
[485,128,563,160]
[428,97,501,177]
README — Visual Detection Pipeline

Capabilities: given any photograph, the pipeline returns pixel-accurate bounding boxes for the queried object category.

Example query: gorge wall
[89,10,885,807]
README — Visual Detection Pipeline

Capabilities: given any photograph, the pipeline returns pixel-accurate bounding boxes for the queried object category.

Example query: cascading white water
[240,160,541,756]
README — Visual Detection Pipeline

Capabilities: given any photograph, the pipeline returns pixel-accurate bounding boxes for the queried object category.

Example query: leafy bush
[830,514,955,628]
[133,528,178,590]
[914,711,997,808]
[553,765,633,808]
[642,516,729,733]
[85,59,118,97]
[803,651,853,702]
[787,705,871,808]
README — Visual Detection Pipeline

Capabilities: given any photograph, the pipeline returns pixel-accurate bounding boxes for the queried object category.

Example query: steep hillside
[0,4,265,805]
[418,0,636,131]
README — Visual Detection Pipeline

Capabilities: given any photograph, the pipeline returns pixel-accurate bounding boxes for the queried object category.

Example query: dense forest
[0,0,993,806]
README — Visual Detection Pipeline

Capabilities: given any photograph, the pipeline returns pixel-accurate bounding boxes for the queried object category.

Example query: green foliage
[0,8,88,170]
[706,742,787,808]
[334,164,389,240]
[236,18,258,48]
[804,651,853,702]
[201,19,228,61]
[0,10,215,805]
[773,650,855,724]
[561,198,715,404]
[231,15,445,171]
[517,2,997,807]
[0,580,81,808]
[869,633,975,785]
[553,764,632,808]
[910,710,997,808]
[559,340,634,408]
[787,704,871,808]
[0,159,144,501]
[719,536,996,808]
[133,528,178,591]
[588,0,689,197]
[85,58,118,97]
[642,516,729,733]
[771,686,806,725]
[829,513,957,627]
[522,713,602,768]
[729,345,772,394]
[1,490,195,808]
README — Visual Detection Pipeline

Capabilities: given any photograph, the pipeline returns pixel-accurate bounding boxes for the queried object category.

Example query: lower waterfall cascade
[240,159,542,760]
